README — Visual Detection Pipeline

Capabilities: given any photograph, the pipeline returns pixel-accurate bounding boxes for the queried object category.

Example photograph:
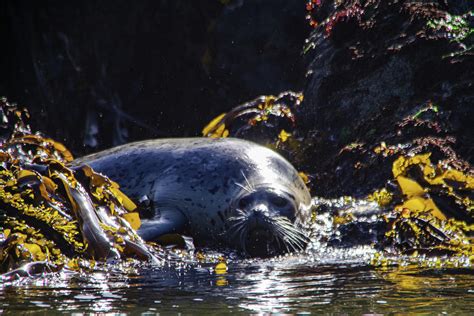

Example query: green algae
[427,11,473,42]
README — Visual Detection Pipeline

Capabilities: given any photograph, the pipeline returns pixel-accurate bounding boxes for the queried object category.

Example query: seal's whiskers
[272,217,309,251]
[240,170,255,192]
[226,208,309,255]
[273,225,293,253]
[227,221,244,236]
[227,208,250,243]
[234,181,253,193]
[274,225,300,252]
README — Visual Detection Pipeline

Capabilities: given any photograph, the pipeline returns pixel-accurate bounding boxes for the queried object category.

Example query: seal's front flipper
[137,210,187,242]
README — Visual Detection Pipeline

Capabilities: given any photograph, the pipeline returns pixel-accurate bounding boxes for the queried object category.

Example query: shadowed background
[0,0,308,156]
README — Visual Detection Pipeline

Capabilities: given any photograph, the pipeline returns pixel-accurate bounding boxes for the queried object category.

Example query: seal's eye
[270,195,288,207]
[239,196,252,208]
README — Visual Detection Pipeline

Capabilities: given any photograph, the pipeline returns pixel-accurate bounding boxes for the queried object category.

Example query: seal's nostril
[252,204,269,216]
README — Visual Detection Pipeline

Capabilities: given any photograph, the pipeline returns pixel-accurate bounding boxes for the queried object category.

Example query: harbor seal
[73,138,312,257]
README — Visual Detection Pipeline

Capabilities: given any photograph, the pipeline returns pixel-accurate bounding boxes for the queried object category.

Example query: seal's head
[227,182,311,257]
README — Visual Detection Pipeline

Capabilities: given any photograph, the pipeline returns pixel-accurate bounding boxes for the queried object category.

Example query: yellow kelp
[0,99,159,274]
[378,153,474,258]
[392,154,473,221]
[202,91,301,143]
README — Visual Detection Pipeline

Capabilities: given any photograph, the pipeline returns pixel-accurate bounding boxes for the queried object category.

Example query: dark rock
[298,0,473,197]
[328,220,388,248]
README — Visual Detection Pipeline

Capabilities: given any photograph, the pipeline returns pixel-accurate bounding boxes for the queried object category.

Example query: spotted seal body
[73,138,312,257]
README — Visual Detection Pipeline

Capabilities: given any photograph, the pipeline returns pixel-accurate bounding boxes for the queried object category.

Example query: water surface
[2,251,474,315]
[2,200,473,314]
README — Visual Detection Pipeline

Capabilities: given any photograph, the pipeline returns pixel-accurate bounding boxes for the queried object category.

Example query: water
[2,198,474,314]
[2,253,474,315]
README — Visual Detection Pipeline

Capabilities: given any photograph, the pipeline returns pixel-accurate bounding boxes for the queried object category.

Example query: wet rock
[298,0,473,197]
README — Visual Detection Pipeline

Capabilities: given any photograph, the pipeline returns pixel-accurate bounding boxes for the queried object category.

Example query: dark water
[2,252,474,315]
[2,200,473,315]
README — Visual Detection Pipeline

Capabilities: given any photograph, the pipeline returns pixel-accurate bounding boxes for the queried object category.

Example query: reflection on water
[1,197,473,314]
[2,253,474,315]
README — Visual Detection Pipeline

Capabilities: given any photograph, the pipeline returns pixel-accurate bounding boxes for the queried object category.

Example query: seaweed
[0,98,160,273]
[370,153,474,260]
[202,91,301,142]
[202,91,309,172]
[204,91,474,261]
